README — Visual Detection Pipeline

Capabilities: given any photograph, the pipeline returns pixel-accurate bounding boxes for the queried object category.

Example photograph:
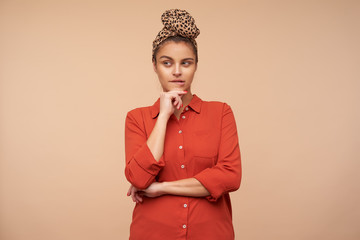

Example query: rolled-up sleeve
[125,109,165,189]
[194,103,242,201]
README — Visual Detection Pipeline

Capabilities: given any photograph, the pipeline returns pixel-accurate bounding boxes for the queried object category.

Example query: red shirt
[125,94,242,240]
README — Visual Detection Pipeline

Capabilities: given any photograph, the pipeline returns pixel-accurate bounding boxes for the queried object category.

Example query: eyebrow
[159,56,195,61]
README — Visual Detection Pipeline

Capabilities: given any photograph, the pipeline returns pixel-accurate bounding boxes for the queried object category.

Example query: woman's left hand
[127,182,165,203]
[142,182,164,198]
[127,185,144,203]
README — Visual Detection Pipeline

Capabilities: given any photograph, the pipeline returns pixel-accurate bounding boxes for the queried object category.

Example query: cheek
[157,68,172,85]
[157,67,171,77]
[185,68,196,79]
[155,71,164,81]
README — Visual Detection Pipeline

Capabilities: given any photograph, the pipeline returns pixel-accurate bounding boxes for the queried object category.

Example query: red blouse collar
[151,94,202,119]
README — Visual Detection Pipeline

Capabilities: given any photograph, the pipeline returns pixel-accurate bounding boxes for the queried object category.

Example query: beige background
[1,0,359,239]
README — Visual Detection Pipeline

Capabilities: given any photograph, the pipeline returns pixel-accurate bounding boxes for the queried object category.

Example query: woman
[125,9,242,240]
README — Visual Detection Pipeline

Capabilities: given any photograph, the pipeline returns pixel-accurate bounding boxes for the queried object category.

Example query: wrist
[158,113,171,121]
[160,181,170,195]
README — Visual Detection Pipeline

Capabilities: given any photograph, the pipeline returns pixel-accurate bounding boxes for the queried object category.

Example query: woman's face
[153,41,197,92]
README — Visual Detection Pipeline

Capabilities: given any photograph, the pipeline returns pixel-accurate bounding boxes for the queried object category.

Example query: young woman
[125,9,242,240]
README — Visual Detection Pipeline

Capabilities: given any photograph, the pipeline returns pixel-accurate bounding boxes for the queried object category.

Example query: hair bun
[152,9,200,59]
[161,9,200,39]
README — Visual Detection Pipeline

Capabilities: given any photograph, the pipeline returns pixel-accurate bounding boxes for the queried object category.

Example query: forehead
[156,41,195,60]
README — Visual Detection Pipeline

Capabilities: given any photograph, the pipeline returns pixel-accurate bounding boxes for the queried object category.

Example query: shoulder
[125,104,153,123]
[200,99,236,124]
[201,99,233,113]
[126,106,149,116]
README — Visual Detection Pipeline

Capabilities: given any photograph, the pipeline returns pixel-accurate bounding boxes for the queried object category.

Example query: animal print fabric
[152,9,200,55]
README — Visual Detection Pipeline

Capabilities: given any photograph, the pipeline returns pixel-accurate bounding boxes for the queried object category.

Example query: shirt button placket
[178,117,185,175]
[179,114,186,171]
[178,143,185,174]
[179,113,188,236]
[181,199,189,234]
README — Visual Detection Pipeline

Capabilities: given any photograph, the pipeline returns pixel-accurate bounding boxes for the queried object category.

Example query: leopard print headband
[152,9,200,57]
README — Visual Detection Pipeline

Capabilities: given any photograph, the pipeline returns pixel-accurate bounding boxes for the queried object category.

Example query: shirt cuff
[194,169,224,202]
[132,142,165,176]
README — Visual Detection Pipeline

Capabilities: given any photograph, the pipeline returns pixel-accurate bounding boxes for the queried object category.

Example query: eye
[182,61,192,66]
[162,61,171,66]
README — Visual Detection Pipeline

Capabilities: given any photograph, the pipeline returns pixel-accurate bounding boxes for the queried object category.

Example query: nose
[172,64,182,77]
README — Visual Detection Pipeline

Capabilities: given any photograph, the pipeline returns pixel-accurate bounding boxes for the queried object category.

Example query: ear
[152,61,157,73]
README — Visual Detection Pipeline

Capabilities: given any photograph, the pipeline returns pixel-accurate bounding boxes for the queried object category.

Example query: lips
[169,80,185,86]
[170,79,185,83]
[169,79,185,86]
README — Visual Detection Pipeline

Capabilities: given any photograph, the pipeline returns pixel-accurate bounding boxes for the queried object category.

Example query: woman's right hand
[159,90,187,119]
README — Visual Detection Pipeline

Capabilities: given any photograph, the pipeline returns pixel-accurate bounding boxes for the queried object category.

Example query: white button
[179,145,183,149]
[184,204,187,208]
[181,165,185,169]
[178,130,182,134]
[182,224,187,229]
[185,107,189,111]
[182,115,186,119]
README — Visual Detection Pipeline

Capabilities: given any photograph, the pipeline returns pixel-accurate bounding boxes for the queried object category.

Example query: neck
[181,91,193,106]
[174,91,193,118]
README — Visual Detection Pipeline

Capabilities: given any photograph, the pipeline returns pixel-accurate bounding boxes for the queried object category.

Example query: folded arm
[128,177,210,203]
[128,103,242,203]
[125,91,187,189]
[124,110,166,189]
[193,103,242,201]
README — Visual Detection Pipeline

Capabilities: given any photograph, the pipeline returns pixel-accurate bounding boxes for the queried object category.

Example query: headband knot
[152,9,200,56]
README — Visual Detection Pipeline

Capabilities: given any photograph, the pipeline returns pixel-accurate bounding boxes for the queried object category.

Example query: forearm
[161,178,210,197]
[146,114,168,161]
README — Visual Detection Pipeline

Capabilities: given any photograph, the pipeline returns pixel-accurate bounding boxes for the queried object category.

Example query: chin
[162,85,190,92]
[165,87,183,92]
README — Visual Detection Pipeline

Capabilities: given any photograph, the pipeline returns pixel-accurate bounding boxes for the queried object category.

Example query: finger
[177,97,183,109]
[130,187,139,203]
[131,192,136,202]
[135,191,144,203]
[166,91,188,100]
[178,90,188,96]
[168,95,180,108]
[127,186,132,196]
[167,90,188,95]
[130,189,137,202]
[172,97,179,106]
[136,193,143,203]
[133,193,139,203]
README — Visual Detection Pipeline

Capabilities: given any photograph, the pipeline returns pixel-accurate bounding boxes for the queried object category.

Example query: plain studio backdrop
[0,0,359,239]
